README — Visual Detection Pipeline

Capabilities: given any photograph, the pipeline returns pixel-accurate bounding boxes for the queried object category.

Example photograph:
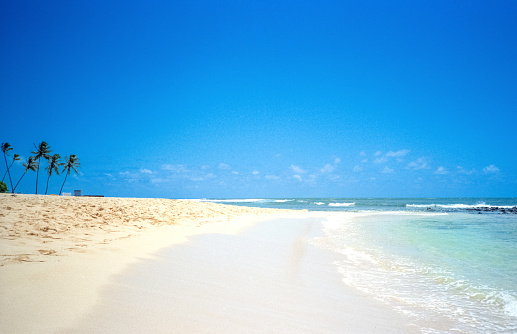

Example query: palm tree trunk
[3,153,13,191]
[35,158,40,194]
[2,160,15,182]
[13,173,26,193]
[59,173,69,196]
[45,174,51,195]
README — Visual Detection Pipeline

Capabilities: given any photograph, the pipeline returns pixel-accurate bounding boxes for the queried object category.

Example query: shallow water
[315,212,517,333]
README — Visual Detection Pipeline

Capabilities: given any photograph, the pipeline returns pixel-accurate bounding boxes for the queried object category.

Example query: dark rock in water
[465,206,517,214]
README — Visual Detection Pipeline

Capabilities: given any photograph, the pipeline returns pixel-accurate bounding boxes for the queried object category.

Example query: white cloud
[140,168,153,174]
[290,165,307,174]
[320,163,335,174]
[119,171,137,182]
[307,174,318,184]
[353,165,362,172]
[218,163,231,170]
[373,149,410,164]
[374,157,388,164]
[406,157,429,170]
[382,167,394,173]
[359,151,366,157]
[265,175,280,180]
[385,149,410,158]
[252,170,260,175]
[361,159,368,163]
[190,173,216,182]
[457,166,476,175]
[434,166,448,175]
[483,164,500,174]
[293,175,303,182]
[334,157,341,164]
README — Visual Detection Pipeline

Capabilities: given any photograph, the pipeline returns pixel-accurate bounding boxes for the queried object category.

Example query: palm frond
[24,157,38,172]
[46,154,62,176]
[1,143,13,155]
[32,141,52,159]
[62,154,81,175]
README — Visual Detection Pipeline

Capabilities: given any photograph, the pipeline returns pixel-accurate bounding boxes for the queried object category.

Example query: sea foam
[328,202,355,207]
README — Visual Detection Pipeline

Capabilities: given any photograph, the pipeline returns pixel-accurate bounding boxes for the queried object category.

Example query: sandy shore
[0,194,292,333]
[0,194,416,333]
[65,215,417,334]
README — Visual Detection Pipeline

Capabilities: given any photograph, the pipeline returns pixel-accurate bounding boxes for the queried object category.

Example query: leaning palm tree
[59,154,80,195]
[1,142,14,191]
[13,156,38,193]
[2,154,21,182]
[32,141,52,194]
[45,154,62,195]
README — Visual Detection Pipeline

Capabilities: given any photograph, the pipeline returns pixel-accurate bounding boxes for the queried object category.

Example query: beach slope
[0,194,289,333]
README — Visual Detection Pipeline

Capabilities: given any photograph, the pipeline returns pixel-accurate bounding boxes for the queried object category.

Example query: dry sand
[0,194,291,333]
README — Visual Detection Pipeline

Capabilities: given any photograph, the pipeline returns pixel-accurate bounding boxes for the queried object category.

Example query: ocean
[198,198,517,333]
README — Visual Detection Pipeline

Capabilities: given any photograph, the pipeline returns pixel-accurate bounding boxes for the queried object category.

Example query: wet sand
[65,215,418,333]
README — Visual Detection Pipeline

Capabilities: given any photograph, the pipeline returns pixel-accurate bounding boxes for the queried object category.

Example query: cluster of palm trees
[1,141,81,195]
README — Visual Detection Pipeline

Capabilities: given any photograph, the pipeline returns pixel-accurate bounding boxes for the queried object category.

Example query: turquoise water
[319,212,517,333]
[200,198,517,333]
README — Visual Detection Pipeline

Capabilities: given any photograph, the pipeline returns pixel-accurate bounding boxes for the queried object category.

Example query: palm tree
[45,154,62,195]
[32,141,52,194]
[1,143,14,191]
[13,156,38,193]
[2,154,21,182]
[59,155,80,195]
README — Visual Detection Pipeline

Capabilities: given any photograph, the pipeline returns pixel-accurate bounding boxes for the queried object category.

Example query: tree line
[1,141,80,195]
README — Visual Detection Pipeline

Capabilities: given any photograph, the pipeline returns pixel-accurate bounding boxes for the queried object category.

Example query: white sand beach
[0,194,417,333]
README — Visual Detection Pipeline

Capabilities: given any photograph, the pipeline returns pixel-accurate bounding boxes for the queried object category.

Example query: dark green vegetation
[1,141,81,195]
[0,181,7,193]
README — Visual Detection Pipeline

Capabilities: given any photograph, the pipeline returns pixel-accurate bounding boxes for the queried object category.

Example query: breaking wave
[328,202,355,207]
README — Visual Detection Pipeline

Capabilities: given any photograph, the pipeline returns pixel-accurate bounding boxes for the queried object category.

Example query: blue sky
[1,0,516,198]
